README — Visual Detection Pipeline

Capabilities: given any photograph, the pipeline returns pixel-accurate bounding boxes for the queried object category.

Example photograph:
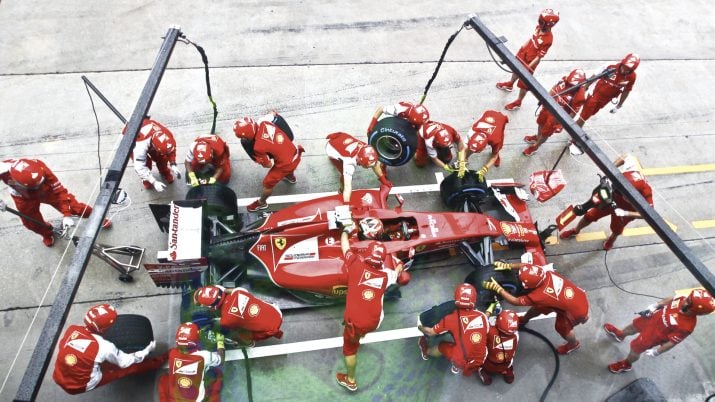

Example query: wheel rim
[375,136,403,161]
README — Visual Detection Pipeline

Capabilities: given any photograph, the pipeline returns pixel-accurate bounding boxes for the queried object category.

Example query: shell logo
[249,304,260,317]
[500,222,512,236]
[276,134,284,144]
[470,333,482,344]
[178,377,193,388]
[64,354,77,367]
[485,116,495,124]
[496,352,505,361]
[565,288,575,299]
[362,289,375,301]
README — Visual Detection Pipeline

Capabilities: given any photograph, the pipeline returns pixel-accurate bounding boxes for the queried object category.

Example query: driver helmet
[356,145,378,168]
[150,132,176,157]
[619,53,640,74]
[496,310,519,335]
[405,104,430,126]
[565,68,586,87]
[84,304,118,334]
[454,283,477,309]
[193,142,212,164]
[468,131,488,153]
[9,159,46,189]
[686,289,715,315]
[175,322,200,348]
[193,286,225,310]
[233,117,258,140]
[364,241,387,267]
[518,264,546,289]
[538,9,560,28]
[359,217,384,240]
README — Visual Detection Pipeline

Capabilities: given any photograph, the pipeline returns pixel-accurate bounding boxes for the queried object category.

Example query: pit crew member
[158,322,225,402]
[336,226,402,392]
[1,158,111,247]
[52,304,165,394]
[184,133,231,186]
[233,111,304,212]
[193,285,284,347]
[604,289,714,373]
[484,262,589,355]
[560,154,653,250]
[478,310,520,385]
[577,53,640,126]
[417,283,489,376]
[460,110,509,178]
[523,68,587,157]
[325,132,390,203]
[496,9,560,111]
[415,120,466,170]
[124,118,180,192]
[367,101,429,133]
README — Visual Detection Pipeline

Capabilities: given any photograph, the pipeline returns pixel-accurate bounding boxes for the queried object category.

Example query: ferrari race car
[145,171,548,309]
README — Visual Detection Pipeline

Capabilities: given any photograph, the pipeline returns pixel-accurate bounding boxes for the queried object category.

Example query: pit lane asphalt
[1,1,714,401]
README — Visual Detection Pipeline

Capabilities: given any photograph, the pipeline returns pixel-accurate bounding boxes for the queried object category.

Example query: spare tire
[368,117,418,166]
[103,314,154,353]
[440,171,489,210]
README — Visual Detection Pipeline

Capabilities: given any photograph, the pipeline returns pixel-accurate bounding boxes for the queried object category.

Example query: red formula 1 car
[145,172,548,308]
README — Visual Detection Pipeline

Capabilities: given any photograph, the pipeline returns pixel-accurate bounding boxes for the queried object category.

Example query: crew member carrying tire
[461,110,509,179]
[233,111,304,212]
[484,262,589,355]
[0,158,111,247]
[367,101,429,133]
[184,134,231,186]
[417,283,489,377]
[577,54,640,126]
[52,304,165,395]
[415,120,466,170]
[123,118,181,192]
[325,132,390,203]
[158,322,225,402]
[478,310,520,385]
[193,285,284,347]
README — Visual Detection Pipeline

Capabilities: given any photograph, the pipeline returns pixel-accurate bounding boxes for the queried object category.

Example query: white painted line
[224,312,556,362]
[434,172,445,184]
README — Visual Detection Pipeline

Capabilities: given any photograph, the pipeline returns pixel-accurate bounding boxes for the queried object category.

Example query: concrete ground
[1,1,714,401]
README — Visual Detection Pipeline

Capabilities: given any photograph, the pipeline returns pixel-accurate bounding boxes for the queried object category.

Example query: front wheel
[439,171,489,210]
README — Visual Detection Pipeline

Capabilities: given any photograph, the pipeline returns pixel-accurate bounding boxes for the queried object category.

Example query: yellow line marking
[693,219,715,229]
[544,236,558,246]
[575,231,607,241]
[642,164,715,176]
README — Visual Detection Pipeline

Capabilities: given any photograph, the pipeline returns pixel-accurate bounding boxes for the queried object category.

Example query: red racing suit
[536,80,586,138]
[415,121,462,167]
[325,132,367,186]
[185,134,231,184]
[482,325,519,376]
[468,110,509,166]
[158,348,222,402]
[583,170,653,235]
[629,296,696,354]
[367,101,423,133]
[514,269,590,338]
[579,65,637,121]
[433,308,489,375]
[219,287,284,342]
[515,26,554,90]
[124,119,177,186]
[252,117,303,188]
[342,250,398,356]
[53,325,164,394]
[1,159,92,238]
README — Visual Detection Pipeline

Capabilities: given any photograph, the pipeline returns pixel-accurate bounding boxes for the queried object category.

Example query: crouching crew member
[415,120,466,171]
[478,310,520,385]
[124,118,180,192]
[185,134,231,186]
[461,110,509,178]
[325,132,390,203]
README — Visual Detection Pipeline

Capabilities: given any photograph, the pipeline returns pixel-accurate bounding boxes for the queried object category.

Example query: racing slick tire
[368,117,418,166]
[464,265,522,311]
[103,314,154,353]
[440,170,489,211]
[186,184,241,226]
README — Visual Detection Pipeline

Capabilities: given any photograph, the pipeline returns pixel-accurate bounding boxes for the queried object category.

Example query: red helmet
[193,286,225,309]
[518,264,546,289]
[432,125,453,148]
[233,117,258,140]
[9,159,46,189]
[406,104,430,126]
[359,217,384,240]
[496,310,519,335]
[468,132,488,153]
[538,9,559,28]
[565,69,586,86]
[687,289,715,315]
[193,142,212,164]
[364,241,387,267]
[175,322,200,348]
[454,283,477,309]
[356,145,378,167]
[620,53,640,72]
[84,304,117,334]
[151,132,176,156]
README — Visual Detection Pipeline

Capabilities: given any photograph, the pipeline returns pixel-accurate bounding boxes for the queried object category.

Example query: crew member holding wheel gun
[184,133,231,186]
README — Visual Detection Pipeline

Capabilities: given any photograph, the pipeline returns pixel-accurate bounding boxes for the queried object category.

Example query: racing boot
[603,234,617,251]
[496,81,513,92]
[418,337,429,361]
[556,341,581,355]
[603,323,625,342]
[247,200,269,212]
[608,360,632,374]
[523,135,538,144]
[336,373,357,392]
[283,173,297,184]
[477,368,492,385]
[142,180,153,190]
[523,145,538,157]
[43,234,55,247]
[504,99,522,111]
[560,229,579,239]
[503,367,515,384]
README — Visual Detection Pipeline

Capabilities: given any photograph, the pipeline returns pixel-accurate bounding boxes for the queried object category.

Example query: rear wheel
[186,184,241,227]
[440,171,489,211]
[368,117,418,166]
[103,314,154,353]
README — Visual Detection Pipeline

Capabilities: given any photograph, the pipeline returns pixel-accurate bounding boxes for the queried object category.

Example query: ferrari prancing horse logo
[274,237,287,250]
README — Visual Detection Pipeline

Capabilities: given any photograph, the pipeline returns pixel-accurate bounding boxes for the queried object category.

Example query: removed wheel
[368,117,418,166]
[464,264,522,311]
[440,171,489,210]
[103,314,154,353]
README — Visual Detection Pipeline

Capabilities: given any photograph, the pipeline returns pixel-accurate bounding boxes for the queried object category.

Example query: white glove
[170,164,182,180]
[610,106,620,114]
[153,180,167,192]
[614,208,628,217]
[62,216,75,228]
[644,348,659,357]
[134,340,156,360]
[0,199,6,212]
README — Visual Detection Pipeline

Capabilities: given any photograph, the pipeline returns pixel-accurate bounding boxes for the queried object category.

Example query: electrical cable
[521,327,559,402]
[241,347,254,402]
[178,35,218,134]
[485,44,514,73]
[84,79,104,178]
[603,251,663,300]
[419,22,465,104]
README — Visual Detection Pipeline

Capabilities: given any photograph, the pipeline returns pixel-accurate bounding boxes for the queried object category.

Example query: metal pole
[466,15,715,295]
[81,75,128,124]
[14,26,182,402]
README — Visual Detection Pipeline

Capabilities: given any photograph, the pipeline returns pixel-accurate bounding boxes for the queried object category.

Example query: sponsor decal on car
[331,285,348,296]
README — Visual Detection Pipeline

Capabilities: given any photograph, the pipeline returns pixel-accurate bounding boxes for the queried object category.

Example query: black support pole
[81,75,128,124]
[467,15,714,295]
[13,26,181,402]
